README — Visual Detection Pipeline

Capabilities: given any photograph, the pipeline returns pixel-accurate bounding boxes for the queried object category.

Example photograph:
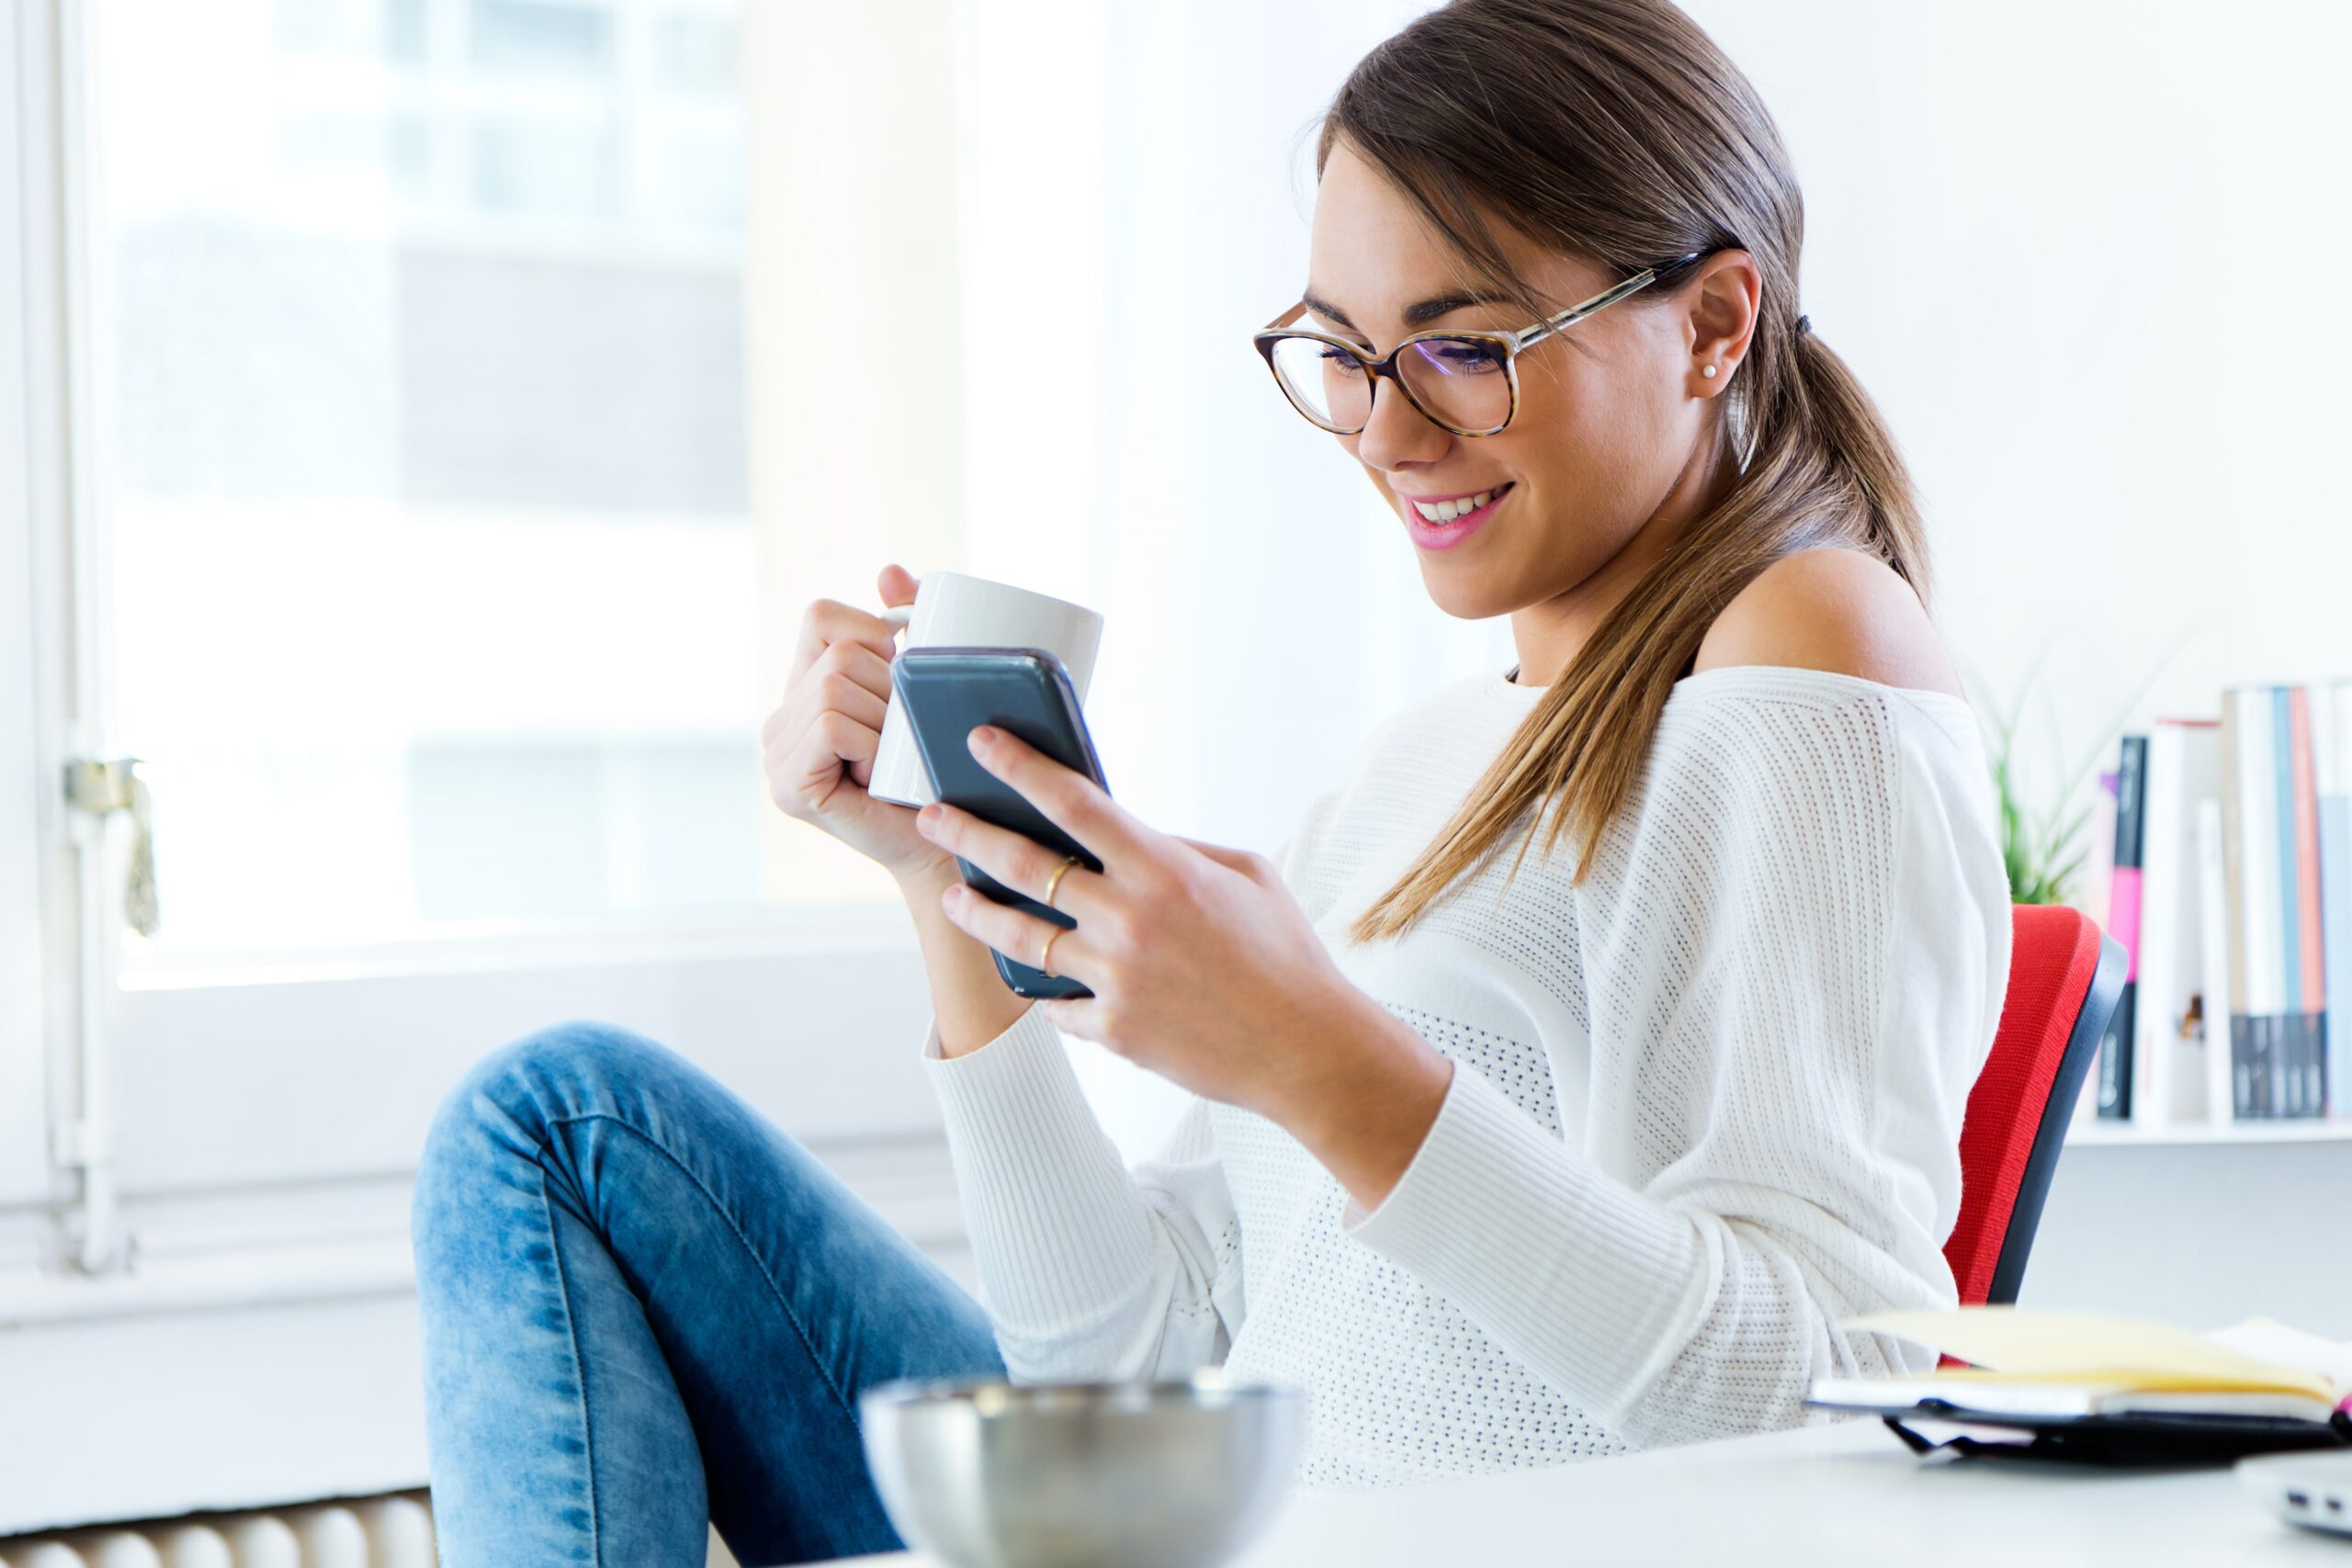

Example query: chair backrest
[1945,904,2128,1306]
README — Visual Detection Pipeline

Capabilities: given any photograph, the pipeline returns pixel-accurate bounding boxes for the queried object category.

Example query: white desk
[842,1417,2346,1567]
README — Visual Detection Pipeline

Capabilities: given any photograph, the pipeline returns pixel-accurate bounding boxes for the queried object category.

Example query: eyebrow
[1301,287,1522,335]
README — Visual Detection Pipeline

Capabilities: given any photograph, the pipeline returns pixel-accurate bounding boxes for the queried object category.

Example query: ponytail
[1786,323,1931,608]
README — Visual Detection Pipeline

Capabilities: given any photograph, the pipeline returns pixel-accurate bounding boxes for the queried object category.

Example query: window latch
[64,757,159,938]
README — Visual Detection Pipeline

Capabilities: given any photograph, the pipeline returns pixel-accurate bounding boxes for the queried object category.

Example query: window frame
[3,0,84,1221]
[3,0,951,1292]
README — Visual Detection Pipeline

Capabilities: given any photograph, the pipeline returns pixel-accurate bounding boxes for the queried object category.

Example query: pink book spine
[2109,866,2143,980]
[2291,686,2326,1013]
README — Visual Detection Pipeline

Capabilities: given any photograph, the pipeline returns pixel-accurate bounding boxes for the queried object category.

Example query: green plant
[1959,627,2204,908]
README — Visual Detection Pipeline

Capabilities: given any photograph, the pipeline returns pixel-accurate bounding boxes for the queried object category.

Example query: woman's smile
[1401,481,1514,549]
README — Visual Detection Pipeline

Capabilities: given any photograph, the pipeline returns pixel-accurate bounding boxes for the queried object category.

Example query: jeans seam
[537,1110,863,1426]
[538,1162,604,1568]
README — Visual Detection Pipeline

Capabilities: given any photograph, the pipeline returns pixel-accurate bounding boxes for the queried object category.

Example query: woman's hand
[913,725,1453,1179]
[762,563,956,888]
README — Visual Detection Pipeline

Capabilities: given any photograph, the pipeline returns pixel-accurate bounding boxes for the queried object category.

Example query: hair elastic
[1795,314,1813,337]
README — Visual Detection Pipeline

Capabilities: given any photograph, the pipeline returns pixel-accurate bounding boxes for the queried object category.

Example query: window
[98,0,767,954]
[6,0,967,1292]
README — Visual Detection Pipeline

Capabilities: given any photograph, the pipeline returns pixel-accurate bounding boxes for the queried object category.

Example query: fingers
[877,562,921,608]
[965,726,1153,869]
[828,637,896,703]
[939,882,1092,987]
[808,649,888,733]
[768,708,880,818]
[763,638,892,750]
[918,799,1104,917]
[804,658,884,738]
[789,595,902,689]
[762,613,913,819]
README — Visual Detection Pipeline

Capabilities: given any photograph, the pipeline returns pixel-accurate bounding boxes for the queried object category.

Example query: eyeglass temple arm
[1510,250,1709,349]
[1261,248,1705,343]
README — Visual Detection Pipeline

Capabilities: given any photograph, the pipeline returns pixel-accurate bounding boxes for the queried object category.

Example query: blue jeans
[412,1021,1007,1567]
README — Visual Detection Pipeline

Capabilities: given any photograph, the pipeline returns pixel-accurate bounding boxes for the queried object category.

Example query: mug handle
[880,604,914,632]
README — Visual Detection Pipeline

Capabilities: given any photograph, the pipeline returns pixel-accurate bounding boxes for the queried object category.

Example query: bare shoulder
[1690,546,1964,699]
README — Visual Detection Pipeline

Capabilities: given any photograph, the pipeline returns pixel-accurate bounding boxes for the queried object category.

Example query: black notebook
[1813,1308,2352,1466]
[1806,1384,2352,1466]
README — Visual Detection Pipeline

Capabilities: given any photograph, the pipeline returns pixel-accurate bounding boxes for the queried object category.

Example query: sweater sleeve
[919,1008,1242,1382]
[1343,680,2009,1448]
[911,790,1349,1382]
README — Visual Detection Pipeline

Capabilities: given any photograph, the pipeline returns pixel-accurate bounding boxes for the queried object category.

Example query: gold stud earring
[1702,364,1718,379]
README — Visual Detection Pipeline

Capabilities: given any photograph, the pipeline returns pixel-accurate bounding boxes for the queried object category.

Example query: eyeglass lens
[1266,334,1510,434]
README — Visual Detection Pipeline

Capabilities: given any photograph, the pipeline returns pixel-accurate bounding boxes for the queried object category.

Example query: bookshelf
[2065,1119,2352,1148]
[2064,683,2351,1145]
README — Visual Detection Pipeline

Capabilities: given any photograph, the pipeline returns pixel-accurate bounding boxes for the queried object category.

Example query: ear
[1684,250,1761,397]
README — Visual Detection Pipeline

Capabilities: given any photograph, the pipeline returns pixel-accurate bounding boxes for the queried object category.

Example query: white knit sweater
[919,662,2012,1485]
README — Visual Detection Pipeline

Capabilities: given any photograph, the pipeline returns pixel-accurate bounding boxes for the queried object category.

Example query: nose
[1350,371,1453,473]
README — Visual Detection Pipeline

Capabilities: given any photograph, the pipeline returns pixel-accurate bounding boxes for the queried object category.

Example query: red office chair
[1943,904,2128,1307]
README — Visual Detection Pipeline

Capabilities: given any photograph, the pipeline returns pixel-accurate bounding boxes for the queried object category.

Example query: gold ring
[1044,853,1080,910]
[1038,925,1065,979]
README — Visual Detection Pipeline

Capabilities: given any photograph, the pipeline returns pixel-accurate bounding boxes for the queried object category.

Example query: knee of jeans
[413,1020,672,1232]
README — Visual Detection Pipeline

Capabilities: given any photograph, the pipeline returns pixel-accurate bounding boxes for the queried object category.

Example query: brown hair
[1331,0,1929,944]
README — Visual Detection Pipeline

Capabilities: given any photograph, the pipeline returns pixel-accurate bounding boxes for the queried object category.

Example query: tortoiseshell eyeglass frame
[1252,250,1709,438]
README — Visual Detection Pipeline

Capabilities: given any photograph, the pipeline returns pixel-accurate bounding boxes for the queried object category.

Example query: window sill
[118,900,920,992]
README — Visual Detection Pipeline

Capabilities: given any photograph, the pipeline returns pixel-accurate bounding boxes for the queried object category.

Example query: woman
[411,1,2011,1562]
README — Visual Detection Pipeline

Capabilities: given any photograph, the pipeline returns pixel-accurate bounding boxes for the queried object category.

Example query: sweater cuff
[918,1001,1094,1168]
[1343,1060,1711,1425]
[918,1004,1156,1314]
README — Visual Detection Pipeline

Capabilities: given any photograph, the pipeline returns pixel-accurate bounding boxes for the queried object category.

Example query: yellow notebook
[1815,1307,2352,1425]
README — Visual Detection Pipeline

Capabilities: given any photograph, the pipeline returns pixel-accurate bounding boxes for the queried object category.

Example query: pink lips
[1403,483,1512,551]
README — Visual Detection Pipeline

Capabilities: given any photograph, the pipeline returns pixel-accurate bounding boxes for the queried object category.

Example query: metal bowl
[858,1372,1306,1568]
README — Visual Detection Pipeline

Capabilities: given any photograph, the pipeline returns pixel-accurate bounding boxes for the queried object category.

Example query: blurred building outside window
[97,0,780,960]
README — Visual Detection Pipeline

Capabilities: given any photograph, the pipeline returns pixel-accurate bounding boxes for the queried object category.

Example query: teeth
[1413,487,1499,523]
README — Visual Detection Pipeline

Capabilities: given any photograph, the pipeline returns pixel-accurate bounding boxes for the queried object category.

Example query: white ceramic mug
[867,570,1105,808]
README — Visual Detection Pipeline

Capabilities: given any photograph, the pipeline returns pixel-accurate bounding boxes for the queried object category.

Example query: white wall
[1685,0,2352,781]
[2030,1141,2352,1337]
[743,0,971,908]
[1681,0,2352,1336]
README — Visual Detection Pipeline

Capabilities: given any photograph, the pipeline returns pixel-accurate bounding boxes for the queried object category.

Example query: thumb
[877,562,921,609]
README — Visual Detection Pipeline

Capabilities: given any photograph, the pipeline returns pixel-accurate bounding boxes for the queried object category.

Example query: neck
[1508,430,1736,688]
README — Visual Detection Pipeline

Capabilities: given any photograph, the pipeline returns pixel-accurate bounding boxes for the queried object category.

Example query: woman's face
[1304,140,1741,626]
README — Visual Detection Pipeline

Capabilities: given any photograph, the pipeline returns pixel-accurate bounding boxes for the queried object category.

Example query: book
[1809,1307,2352,1457]
[2072,767,2123,1134]
[2279,689,2322,1114]
[2081,766,2120,931]
[1809,1377,2334,1424]
[1842,1307,2352,1410]
[2224,688,2288,1116]
[2197,797,2235,1122]
[2098,734,2149,1119]
[2205,680,2352,1122]
[2313,681,2349,1118]
[2131,718,2222,1126]
[2221,694,2250,1116]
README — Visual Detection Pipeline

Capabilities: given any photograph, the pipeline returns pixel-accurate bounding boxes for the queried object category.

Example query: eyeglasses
[1252,252,1707,438]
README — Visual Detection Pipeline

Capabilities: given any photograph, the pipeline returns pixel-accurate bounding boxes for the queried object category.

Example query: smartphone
[888,646,1110,999]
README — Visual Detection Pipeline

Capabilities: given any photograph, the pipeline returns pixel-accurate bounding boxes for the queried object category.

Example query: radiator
[0,1494,433,1567]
